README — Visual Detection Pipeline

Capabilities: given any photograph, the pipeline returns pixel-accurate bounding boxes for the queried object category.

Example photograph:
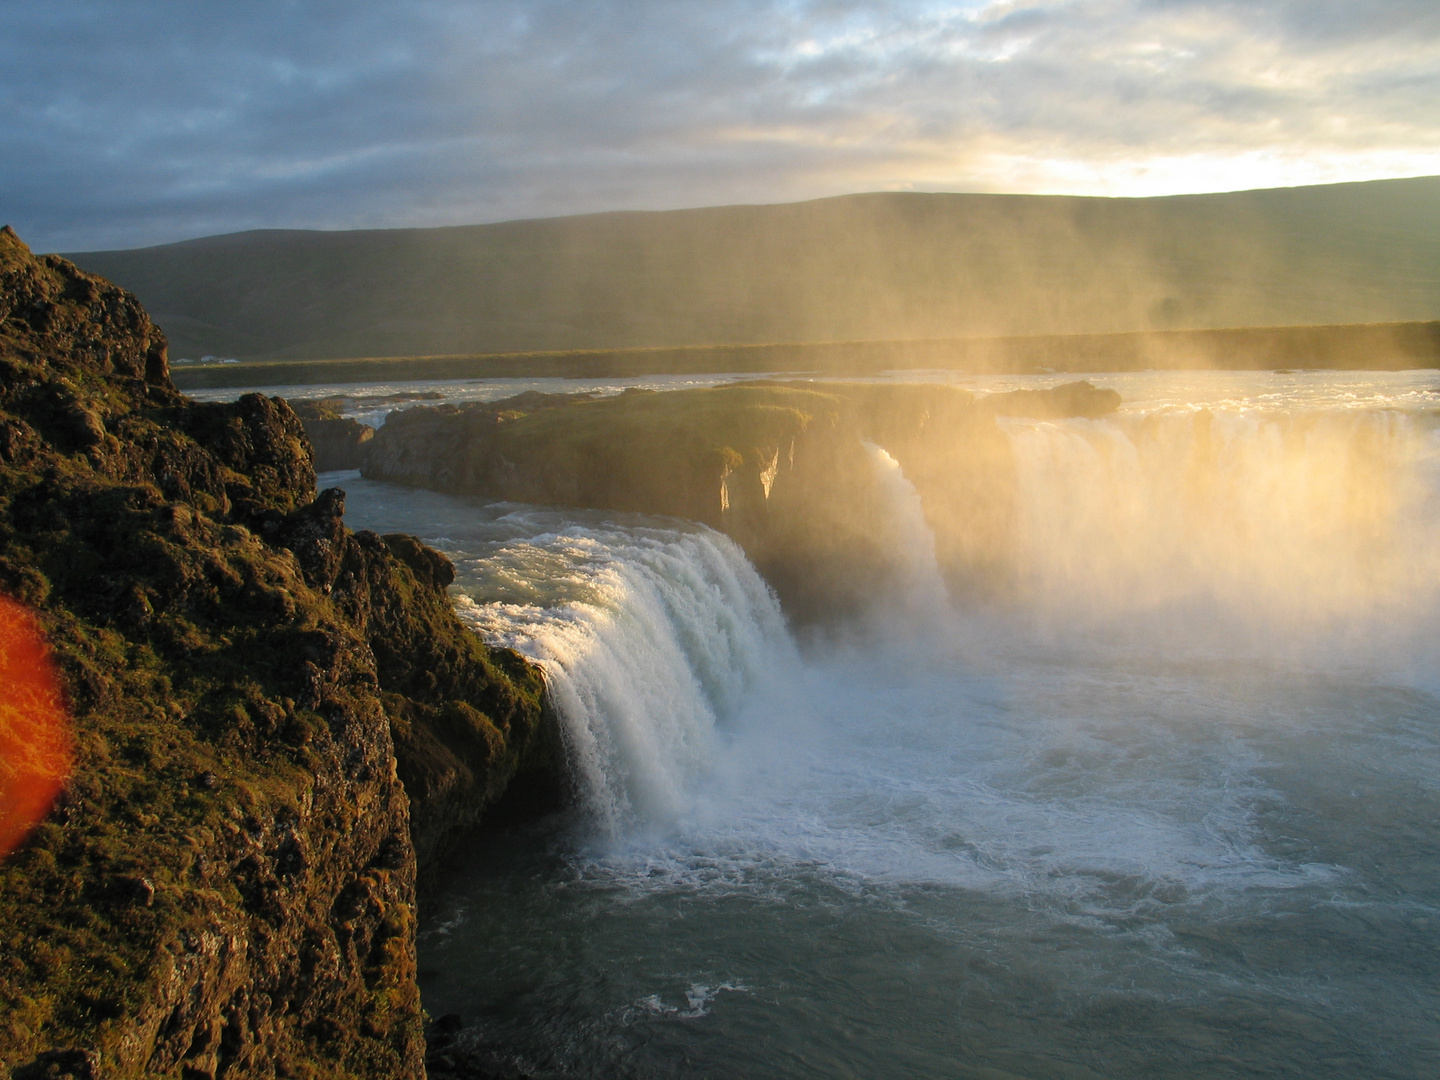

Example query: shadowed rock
[0,226,561,1079]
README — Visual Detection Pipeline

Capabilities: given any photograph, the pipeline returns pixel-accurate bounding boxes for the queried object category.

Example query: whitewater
[320,369,1440,1080]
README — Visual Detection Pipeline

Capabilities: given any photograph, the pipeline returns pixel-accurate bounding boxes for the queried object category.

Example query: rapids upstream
[313,370,1440,1080]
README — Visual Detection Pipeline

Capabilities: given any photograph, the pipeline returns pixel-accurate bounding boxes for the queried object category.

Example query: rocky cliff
[0,227,560,1079]
[287,400,375,472]
[362,380,1120,621]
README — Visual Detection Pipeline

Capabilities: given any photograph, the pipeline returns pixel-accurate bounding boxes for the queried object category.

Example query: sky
[3,0,1439,252]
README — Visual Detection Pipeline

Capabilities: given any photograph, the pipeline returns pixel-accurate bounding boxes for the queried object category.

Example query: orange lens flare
[0,595,73,860]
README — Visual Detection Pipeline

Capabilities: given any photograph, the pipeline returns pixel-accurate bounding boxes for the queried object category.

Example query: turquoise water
[314,369,1440,1079]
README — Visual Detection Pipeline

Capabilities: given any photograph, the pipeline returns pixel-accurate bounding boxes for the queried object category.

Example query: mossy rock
[0,226,558,1078]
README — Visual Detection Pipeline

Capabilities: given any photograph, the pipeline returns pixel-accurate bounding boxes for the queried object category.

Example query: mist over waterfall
[331,370,1440,1080]
[862,440,949,620]
[998,405,1440,657]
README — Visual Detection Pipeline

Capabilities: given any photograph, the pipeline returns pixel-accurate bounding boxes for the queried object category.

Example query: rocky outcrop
[0,227,559,1078]
[288,400,374,472]
[272,491,558,875]
[363,379,1121,621]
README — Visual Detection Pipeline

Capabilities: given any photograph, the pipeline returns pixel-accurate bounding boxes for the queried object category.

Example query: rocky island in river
[355,378,1118,621]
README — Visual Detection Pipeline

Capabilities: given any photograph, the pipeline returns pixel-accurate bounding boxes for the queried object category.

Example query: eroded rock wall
[363,379,1121,621]
[287,400,375,472]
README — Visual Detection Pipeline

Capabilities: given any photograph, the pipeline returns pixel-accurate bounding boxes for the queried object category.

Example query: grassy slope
[67,178,1440,363]
[167,320,1440,390]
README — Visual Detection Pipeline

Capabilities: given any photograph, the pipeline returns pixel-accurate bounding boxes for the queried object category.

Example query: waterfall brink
[999,408,1440,642]
[330,378,1440,1077]
[862,440,950,620]
[453,522,795,835]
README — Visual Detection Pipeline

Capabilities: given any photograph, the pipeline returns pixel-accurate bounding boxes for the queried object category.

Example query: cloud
[1,0,1437,250]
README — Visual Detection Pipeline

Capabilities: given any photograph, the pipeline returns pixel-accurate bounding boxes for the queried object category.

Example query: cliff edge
[0,226,560,1079]
[362,380,1121,621]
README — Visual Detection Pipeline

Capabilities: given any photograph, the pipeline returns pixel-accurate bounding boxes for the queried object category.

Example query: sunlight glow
[0,596,73,860]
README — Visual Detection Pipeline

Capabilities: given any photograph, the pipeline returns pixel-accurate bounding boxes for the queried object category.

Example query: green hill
[63,177,1440,363]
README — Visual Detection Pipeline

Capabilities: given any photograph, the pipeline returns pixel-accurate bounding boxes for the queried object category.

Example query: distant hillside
[64,177,1440,363]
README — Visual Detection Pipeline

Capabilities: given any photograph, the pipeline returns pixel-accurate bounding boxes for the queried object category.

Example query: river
[269,369,1437,1078]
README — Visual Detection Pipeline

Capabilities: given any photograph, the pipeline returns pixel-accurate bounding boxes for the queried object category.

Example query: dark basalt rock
[362,377,1123,621]
[0,227,561,1079]
[383,532,456,590]
[11,1048,101,1080]
[290,399,377,471]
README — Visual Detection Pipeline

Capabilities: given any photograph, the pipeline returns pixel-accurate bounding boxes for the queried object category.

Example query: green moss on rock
[0,226,558,1079]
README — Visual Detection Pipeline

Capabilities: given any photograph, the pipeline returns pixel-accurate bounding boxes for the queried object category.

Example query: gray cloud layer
[3,0,1438,251]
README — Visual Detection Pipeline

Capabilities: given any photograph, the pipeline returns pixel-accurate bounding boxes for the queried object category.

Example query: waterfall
[862,440,950,620]
[325,381,1440,1076]
[999,408,1440,643]
[452,521,795,835]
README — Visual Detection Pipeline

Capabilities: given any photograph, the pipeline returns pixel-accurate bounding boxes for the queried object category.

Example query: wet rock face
[0,227,556,1078]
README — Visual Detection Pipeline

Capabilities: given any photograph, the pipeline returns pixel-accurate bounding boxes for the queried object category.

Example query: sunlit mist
[281,360,1440,1076]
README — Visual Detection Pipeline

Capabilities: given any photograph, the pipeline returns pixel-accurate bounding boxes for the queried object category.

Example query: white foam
[453,523,795,835]
[567,634,1362,926]
[862,440,949,623]
[634,982,751,1020]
